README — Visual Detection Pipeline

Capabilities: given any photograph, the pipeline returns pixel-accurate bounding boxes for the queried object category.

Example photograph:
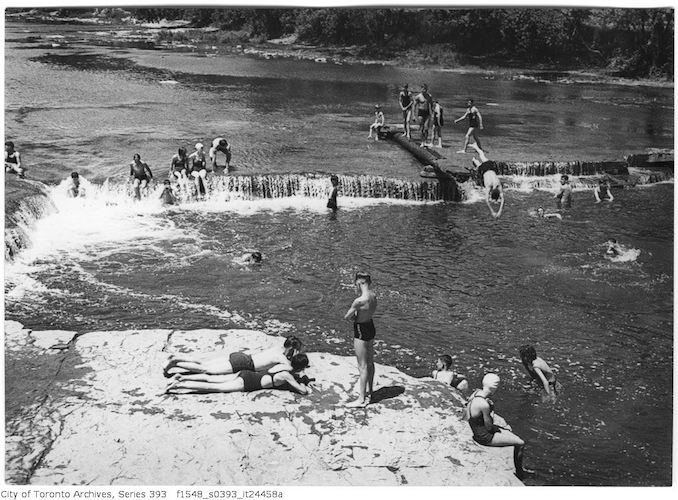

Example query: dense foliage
[8,7,674,78]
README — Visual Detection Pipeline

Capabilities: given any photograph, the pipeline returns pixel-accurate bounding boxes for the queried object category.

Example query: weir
[379,125,674,182]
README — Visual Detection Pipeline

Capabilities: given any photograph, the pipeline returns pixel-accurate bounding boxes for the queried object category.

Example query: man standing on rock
[344,272,377,408]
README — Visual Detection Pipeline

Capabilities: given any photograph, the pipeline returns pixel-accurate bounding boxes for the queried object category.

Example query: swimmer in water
[467,373,533,479]
[239,251,262,264]
[327,174,339,211]
[605,238,623,256]
[5,141,24,178]
[432,354,468,391]
[469,143,504,218]
[555,174,572,207]
[536,207,562,220]
[159,179,177,206]
[518,344,561,397]
[594,177,614,203]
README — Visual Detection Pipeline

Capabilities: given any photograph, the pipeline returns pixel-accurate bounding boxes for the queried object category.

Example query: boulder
[4,322,522,486]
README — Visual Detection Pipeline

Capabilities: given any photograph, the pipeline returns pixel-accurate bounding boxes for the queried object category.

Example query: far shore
[5,15,674,89]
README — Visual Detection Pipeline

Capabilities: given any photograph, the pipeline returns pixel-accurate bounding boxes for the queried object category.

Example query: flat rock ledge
[4,320,522,486]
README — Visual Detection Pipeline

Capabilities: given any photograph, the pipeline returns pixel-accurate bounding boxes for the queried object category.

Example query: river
[3,21,674,486]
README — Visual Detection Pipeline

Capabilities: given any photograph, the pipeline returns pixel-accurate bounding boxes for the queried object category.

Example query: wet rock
[4,322,522,486]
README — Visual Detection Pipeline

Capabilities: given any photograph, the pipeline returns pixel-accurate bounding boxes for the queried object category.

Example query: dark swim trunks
[476,160,498,187]
[237,370,269,392]
[353,319,376,341]
[451,375,467,389]
[229,351,255,372]
[418,109,430,119]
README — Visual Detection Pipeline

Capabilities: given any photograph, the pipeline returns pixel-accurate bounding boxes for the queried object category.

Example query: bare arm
[145,164,153,179]
[533,367,551,394]
[594,187,602,203]
[454,110,469,123]
[276,372,309,394]
[476,108,483,129]
[607,187,614,201]
[344,297,363,321]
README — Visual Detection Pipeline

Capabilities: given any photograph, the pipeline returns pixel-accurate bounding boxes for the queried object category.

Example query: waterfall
[5,181,56,261]
[206,173,453,202]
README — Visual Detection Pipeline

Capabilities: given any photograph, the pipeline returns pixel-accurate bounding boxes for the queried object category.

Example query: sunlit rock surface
[4,321,522,486]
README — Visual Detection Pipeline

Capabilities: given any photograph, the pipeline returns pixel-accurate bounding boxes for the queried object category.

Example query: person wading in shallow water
[344,272,377,408]
[467,373,534,480]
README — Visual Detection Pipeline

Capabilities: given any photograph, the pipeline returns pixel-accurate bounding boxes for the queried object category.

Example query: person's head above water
[421,84,428,92]
[467,98,474,105]
[133,153,141,161]
[375,104,381,110]
[519,344,537,364]
[607,238,618,245]
[355,272,372,286]
[71,172,79,179]
[330,174,339,186]
[163,179,171,186]
[403,83,409,91]
[195,142,203,151]
[482,373,500,392]
[250,251,262,263]
[6,141,15,151]
[560,174,569,184]
[438,354,453,370]
[178,147,187,156]
[537,207,545,217]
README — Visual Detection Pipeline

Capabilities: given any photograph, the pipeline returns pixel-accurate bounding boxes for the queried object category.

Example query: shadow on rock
[370,385,405,403]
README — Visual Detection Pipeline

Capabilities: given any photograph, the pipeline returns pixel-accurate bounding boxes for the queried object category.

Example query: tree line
[11,7,674,78]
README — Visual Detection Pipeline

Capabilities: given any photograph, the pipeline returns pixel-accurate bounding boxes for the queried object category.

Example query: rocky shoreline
[4,320,522,486]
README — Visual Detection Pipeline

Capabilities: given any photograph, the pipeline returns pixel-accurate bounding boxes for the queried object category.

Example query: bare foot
[162,356,176,378]
[346,398,370,408]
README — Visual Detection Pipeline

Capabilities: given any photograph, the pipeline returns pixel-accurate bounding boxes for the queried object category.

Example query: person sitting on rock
[163,335,302,377]
[67,172,85,198]
[5,141,24,178]
[165,353,312,395]
[467,373,533,479]
[432,354,468,391]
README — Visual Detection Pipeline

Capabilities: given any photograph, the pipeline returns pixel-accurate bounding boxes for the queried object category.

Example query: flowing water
[3,22,674,486]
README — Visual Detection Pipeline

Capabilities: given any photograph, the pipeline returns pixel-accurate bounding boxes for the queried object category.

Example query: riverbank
[5,10,673,89]
[4,320,523,486]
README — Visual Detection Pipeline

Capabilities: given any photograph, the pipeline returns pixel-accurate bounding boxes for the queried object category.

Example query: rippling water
[3,22,674,486]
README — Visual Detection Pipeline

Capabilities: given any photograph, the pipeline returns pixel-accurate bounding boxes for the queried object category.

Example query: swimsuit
[353,319,376,342]
[476,160,498,187]
[468,391,498,446]
[451,374,466,389]
[237,370,271,392]
[400,93,412,117]
[6,152,18,164]
[468,108,480,128]
[229,351,255,372]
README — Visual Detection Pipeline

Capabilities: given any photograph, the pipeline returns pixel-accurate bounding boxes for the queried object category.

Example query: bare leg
[472,130,483,151]
[365,341,375,397]
[488,429,532,479]
[347,339,371,407]
[133,178,141,200]
[166,376,244,394]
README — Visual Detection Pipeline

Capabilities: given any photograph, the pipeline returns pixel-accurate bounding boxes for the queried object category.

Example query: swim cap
[375,104,381,109]
[482,373,500,390]
[195,143,203,150]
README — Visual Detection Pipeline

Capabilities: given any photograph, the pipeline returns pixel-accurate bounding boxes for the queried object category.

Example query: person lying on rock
[467,373,534,480]
[165,353,312,395]
[163,335,302,377]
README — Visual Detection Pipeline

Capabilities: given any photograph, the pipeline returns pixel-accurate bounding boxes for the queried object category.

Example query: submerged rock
[4,322,522,486]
